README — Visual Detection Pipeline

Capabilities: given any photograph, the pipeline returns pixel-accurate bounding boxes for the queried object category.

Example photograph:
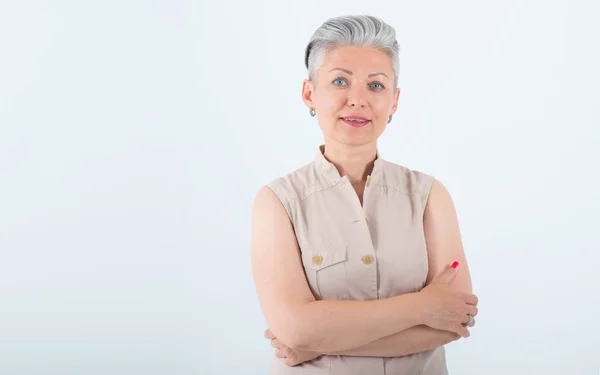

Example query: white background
[1,1,599,374]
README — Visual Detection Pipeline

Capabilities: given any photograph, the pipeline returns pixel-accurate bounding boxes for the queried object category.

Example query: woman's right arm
[250,186,423,353]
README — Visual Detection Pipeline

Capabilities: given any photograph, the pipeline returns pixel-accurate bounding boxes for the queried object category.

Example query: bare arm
[324,325,459,357]
[422,179,473,295]
[319,179,475,357]
[250,186,423,353]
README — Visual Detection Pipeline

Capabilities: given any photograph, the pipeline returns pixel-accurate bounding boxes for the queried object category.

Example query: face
[302,46,400,147]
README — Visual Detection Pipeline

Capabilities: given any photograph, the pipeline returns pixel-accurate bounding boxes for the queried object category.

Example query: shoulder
[264,160,327,203]
[377,159,437,206]
[377,159,457,219]
[254,160,320,220]
[424,178,456,218]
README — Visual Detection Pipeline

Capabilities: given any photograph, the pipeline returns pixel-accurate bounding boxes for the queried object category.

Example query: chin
[331,135,378,147]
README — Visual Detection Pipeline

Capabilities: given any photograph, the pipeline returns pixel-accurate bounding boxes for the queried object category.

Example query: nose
[347,84,367,107]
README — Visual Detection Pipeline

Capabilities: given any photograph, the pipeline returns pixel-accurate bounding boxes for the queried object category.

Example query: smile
[340,117,371,127]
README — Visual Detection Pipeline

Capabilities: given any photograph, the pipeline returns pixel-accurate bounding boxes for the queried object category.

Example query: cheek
[316,91,345,113]
[371,98,393,115]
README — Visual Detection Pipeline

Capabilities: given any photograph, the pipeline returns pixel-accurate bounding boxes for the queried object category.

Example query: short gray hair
[304,15,400,88]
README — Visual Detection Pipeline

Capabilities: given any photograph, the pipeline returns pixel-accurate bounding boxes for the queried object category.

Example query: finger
[270,338,282,349]
[264,329,275,339]
[276,347,291,359]
[434,262,459,284]
[466,304,478,317]
[462,293,478,306]
[283,351,298,367]
[453,324,470,338]
[275,348,285,358]
[460,313,477,328]
[283,357,297,367]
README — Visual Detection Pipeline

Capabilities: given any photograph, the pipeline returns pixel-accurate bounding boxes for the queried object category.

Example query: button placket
[341,173,380,302]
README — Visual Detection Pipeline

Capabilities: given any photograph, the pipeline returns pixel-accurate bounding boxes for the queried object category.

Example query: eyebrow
[329,67,389,79]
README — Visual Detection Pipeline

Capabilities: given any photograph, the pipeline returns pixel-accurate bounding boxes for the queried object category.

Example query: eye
[332,77,347,86]
[370,82,385,90]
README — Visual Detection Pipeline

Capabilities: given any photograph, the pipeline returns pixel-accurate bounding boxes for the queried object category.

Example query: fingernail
[451,261,459,269]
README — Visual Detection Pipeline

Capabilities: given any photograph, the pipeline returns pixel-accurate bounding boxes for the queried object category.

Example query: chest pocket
[301,247,349,301]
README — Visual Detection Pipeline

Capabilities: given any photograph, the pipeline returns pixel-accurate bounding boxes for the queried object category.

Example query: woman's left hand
[264,328,322,366]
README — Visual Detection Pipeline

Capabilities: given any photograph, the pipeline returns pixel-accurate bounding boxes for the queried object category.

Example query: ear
[301,79,316,110]
[390,87,401,116]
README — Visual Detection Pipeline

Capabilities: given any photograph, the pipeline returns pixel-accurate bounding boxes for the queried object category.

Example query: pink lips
[340,116,370,127]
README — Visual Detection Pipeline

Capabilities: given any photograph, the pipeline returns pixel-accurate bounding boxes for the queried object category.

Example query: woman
[250,15,478,375]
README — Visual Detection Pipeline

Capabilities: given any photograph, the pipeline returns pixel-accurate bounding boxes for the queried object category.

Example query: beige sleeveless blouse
[266,145,447,375]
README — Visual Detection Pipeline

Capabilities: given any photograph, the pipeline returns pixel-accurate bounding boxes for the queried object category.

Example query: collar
[314,144,383,185]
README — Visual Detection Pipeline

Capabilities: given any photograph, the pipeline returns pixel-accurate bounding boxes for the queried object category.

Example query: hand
[264,328,322,366]
[416,262,479,338]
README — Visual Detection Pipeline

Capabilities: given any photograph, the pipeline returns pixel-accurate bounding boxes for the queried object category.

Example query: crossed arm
[266,324,460,363]
[252,179,474,362]
[323,325,460,357]
[326,179,470,357]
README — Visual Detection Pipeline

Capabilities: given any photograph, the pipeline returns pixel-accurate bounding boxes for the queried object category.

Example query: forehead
[319,46,393,74]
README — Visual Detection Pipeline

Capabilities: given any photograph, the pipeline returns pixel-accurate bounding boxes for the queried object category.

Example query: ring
[463,314,474,327]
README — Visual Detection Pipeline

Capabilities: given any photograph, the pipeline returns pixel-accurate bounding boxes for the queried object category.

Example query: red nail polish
[451,261,459,269]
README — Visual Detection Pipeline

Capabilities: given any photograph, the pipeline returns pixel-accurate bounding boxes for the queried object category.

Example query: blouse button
[362,255,374,265]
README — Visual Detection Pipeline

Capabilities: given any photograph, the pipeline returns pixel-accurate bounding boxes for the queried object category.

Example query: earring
[309,108,316,117]
[388,115,392,123]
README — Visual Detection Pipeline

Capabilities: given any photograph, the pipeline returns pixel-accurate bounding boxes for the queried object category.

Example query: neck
[322,141,378,184]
